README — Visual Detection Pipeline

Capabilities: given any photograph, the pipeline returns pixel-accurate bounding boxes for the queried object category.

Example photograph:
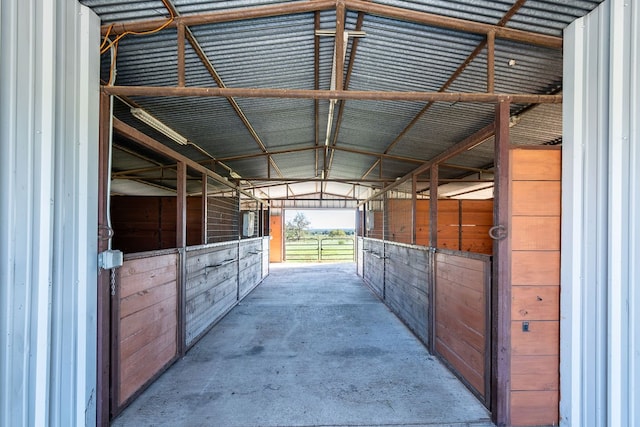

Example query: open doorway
[270,209,356,263]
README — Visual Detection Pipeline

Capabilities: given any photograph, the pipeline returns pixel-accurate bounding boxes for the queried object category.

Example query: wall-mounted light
[130,108,189,146]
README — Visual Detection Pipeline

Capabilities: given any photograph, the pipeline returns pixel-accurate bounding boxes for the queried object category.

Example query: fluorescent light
[130,108,189,146]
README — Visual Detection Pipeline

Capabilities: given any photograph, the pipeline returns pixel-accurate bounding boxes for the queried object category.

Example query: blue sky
[284,209,356,229]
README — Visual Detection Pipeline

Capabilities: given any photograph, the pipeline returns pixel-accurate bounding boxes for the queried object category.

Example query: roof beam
[359,123,496,205]
[102,85,562,104]
[112,117,266,205]
[346,0,561,49]
[101,0,561,49]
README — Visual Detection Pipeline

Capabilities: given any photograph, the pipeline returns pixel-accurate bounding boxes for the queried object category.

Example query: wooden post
[176,161,187,248]
[97,92,111,427]
[492,99,511,427]
[429,165,438,248]
[335,1,346,91]
[411,174,417,245]
[201,173,208,244]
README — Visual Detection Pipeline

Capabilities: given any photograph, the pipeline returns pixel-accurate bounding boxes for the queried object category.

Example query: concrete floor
[112,262,494,427]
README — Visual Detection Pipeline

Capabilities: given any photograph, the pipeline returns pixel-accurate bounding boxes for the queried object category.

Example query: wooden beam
[101,0,561,50]
[492,99,511,427]
[358,122,496,205]
[335,1,346,92]
[112,117,266,205]
[411,174,417,245]
[346,0,562,49]
[177,22,185,87]
[102,0,336,35]
[487,30,495,93]
[102,85,563,104]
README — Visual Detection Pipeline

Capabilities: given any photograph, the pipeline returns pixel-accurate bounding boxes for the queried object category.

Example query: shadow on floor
[112,262,494,427]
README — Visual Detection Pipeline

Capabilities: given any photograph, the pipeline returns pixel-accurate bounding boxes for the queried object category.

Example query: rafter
[100,0,561,49]
[102,85,562,104]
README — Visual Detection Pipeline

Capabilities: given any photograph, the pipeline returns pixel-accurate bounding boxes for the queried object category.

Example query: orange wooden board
[511,286,560,321]
[511,320,559,356]
[511,148,561,181]
[511,216,561,251]
[511,355,559,391]
[512,251,560,286]
[512,181,561,216]
[510,390,559,427]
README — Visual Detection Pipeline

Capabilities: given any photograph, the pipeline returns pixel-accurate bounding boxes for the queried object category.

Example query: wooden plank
[511,286,559,321]
[511,355,559,391]
[511,148,561,181]
[120,308,177,360]
[186,290,237,345]
[119,265,177,299]
[119,328,176,404]
[510,390,559,427]
[435,306,484,353]
[510,320,559,356]
[512,181,561,216]
[511,216,561,251]
[511,251,560,286]
[120,281,177,319]
[435,337,484,394]
[119,296,176,340]
[437,252,487,272]
[436,265,485,294]
[120,253,177,278]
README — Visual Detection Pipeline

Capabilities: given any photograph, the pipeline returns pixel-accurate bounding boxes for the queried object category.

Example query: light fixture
[130,108,189,146]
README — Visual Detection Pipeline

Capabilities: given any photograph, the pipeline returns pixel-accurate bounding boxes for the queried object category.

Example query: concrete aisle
[112,263,494,427]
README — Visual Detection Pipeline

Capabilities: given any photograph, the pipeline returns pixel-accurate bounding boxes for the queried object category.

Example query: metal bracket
[488,225,507,240]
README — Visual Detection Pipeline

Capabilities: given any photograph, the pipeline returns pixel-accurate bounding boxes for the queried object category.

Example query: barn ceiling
[82,0,603,203]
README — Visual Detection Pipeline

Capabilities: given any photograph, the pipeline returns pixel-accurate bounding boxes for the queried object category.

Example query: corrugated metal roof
[84,0,604,200]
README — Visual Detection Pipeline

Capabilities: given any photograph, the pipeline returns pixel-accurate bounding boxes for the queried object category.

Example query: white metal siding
[562,0,640,426]
[0,1,100,426]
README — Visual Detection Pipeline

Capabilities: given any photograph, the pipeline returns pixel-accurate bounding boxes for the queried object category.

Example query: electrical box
[98,249,124,270]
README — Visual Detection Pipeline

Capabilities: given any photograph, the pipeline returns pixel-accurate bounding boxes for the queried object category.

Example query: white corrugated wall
[562,0,639,426]
[0,1,100,426]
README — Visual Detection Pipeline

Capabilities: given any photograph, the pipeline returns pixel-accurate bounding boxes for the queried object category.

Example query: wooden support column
[492,99,511,427]
[429,165,438,248]
[487,31,495,93]
[411,174,417,245]
[97,92,111,427]
[177,22,186,87]
[201,173,208,244]
[176,161,187,248]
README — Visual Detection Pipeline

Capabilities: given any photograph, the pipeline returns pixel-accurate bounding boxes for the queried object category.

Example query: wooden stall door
[111,252,179,416]
[434,251,492,406]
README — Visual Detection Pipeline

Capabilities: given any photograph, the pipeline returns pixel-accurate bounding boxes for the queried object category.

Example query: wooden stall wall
[114,251,179,412]
[384,243,430,344]
[386,199,412,244]
[434,251,491,404]
[362,238,385,298]
[239,238,264,299]
[413,200,493,254]
[184,242,239,347]
[111,196,202,253]
[509,148,561,426]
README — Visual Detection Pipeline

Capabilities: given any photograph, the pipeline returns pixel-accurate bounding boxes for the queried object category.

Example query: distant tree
[328,229,347,238]
[286,212,310,240]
